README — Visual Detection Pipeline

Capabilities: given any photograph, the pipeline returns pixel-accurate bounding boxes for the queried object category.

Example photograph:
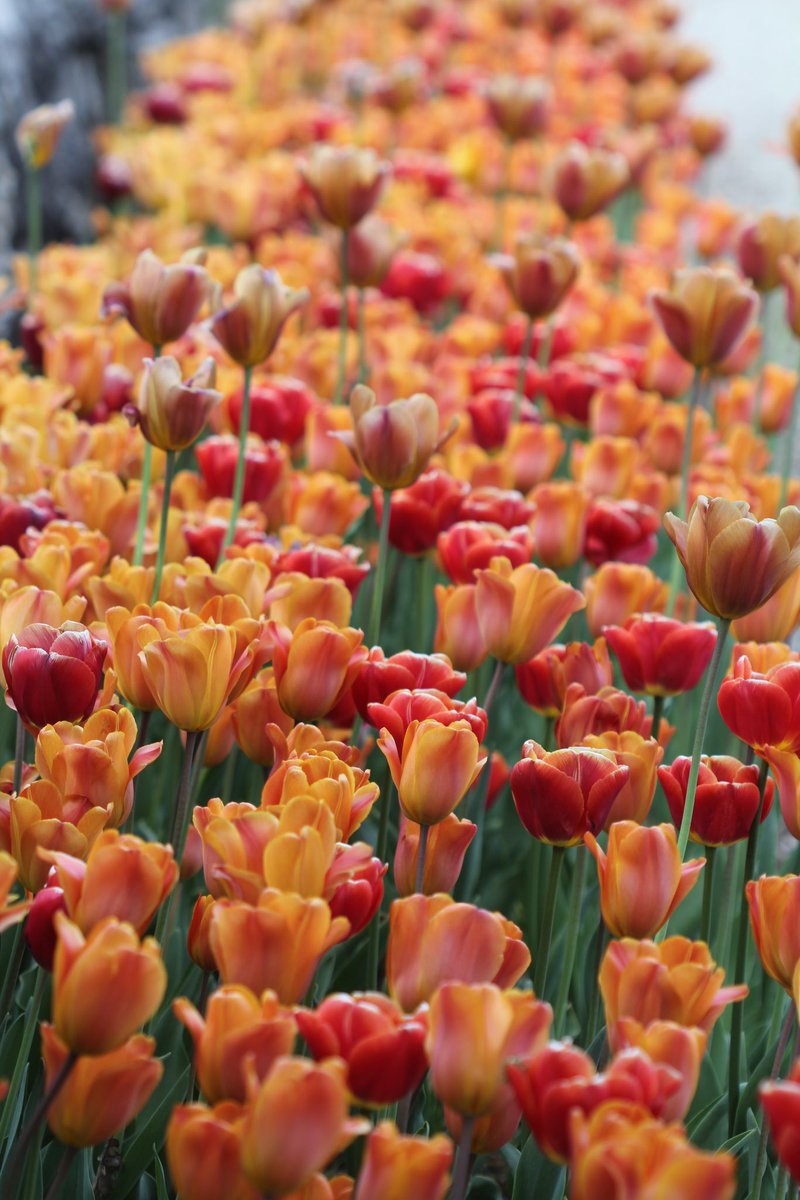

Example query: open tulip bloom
[1,6,800,1200]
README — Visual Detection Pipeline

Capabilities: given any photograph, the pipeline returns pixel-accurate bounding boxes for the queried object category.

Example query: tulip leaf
[512,1134,565,1200]
[153,1148,169,1200]
[467,1175,503,1199]
[115,1066,190,1196]
[718,1127,757,1157]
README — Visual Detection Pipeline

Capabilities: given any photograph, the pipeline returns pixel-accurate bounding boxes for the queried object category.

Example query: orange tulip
[585,822,704,938]
[528,482,590,569]
[209,889,350,1003]
[240,1056,369,1195]
[746,875,800,992]
[269,618,367,721]
[433,582,488,673]
[612,1018,707,1121]
[386,894,530,1012]
[474,556,584,664]
[52,914,167,1054]
[269,572,353,631]
[0,851,30,932]
[300,145,390,230]
[40,829,177,934]
[188,894,216,973]
[174,985,296,1104]
[485,75,549,142]
[261,749,378,841]
[378,718,485,825]
[42,1025,162,1147]
[229,671,294,767]
[493,234,579,320]
[738,213,800,293]
[581,731,663,826]
[570,1101,736,1200]
[10,779,110,893]
[354,1121,453,1200]
[583,562,668,637]
[650,267,758,368]
[731,566,800,643]
[15,100,74,169]
[35,707,162,828]
[138,617,252,731]
[599,936,747,1034]
[427,983,551,1116]
[167,1101,260,1200]
[550,141,629,222]
[394,813,476,897]
[664,497,800,620]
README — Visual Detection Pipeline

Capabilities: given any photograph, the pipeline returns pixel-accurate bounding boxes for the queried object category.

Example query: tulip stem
[357,287,368,383]
[671,617,731,866]
[587,913,607,1043]
[24,164,41,304]
[106,10,127,125]
[336,229,351,404]
[12,713,25,796]
[44,1146,77,1200]
[133,443,153,567]
[533,844,565,997]
[699,844,716,947]
[778,371,800,512]
[3,1051,77,1198]
[0,924,27,1022]
[414,823,429,894]
[481,659,505,717]
[513,315,534,424]
[553,845,587,1035]
[150,449,176,604]
[451,1116,475,1200]
[0,968,46,1147]
[728,756,771,1136]
[367,490,392,647]
[650,694,664,744]
[751,1002,796,1200]
[155,729,203,950]
[366,779,395,991]
[667,367,704,615]
[219,364,253,564]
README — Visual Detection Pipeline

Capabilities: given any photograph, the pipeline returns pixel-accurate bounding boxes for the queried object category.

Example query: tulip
[269,618,367,722]
[386,894,530,1012]
[137,619,250,732]
[659,755,774,845]
[581,731,663,826]
[511,741,629,846]
[603,614,717,695]
[25,881,67,969]
[261,749,378,841]
[295,992,427,1106]
[485,75,549,142]
[273,543,370,597]
[493,234,579,320]
[555,682,651,748]
[612,1018,707,1120]
[0,587,86,672]
[718,656,800,753]
[746,875,800,992]
[174,985,296,1104]
[210,265,308,369]
[599,936,747,1034]
[379,717,485,825]
[341,384,448,491]
[731,566,800,643]
[127,356,221,453]
[394,813,476,896]
[528,482,590,569]
[368,689,487,748]
[583,499,660,567]
[371,470,467,557]
[570,1102,736,1200]
[354,1122,453,1200]
[167,1102,261,1200]
[474,556,584,664]
[15,99,74,169]
[194,436,287,505]
[347,215,407,289]
[664,497,800,620]
[0,851,30,933]
[10,780,110,893]
[433,583,488,672]
[3,622,107,732]
[583,563,668,637]
[760,1059,800,1185]
[585,822,704,938]
[352,648,465,720]
[42,1025,162,1147]
[650,267,758,368]
[427,983,551,1117]
[515,639,613,718]
[187,894,216,973]
[438,521,534,585]
[40,829,177,934]
[101,249,208,348]
[300,145,390,231]
[228,672,293,767]
[737,214,800,293]
[240,1056,369,1196]
[209,889,350,1003]
[550,141,629,222]
[53,914,167,1054]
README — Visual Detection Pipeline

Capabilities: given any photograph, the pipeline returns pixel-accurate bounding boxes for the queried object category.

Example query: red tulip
[603,614,718,697]
[438,521,534,585]
[658,756,774,846]
[718,656,800,753]
[195,436,286,505]
[458,488,535,529]
[272,544,370,598]
[3,623,107,732]
[511,740,629,845]
[227,377,315,447]
[373,469,468,555]
[352,650,466,722]
[367,688,488,747]
[584,500,660,567]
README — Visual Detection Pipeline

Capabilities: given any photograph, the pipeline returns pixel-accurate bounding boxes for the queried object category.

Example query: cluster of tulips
[5,0,800,1196]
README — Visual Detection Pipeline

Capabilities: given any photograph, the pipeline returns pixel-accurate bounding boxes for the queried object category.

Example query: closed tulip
[354,1122,453,1200]
[379,717,485,825]
[551,141,629,222]
[760,1059,800,1185]
[433,582,488,672]
[474,556,584,664]
[555,683,651,748]
[3,622,107,733]
[659,755,774,845]
[295,992,427,1106]
[394,813,476,896]
[650,267,758,368]
[485,75,550,141]
[101,249,208,348]
[269,618,367,722]
[138,619,250,731]
[210,265,308,368]
[386,894,530,1012]
[438,521,534,585]
[167,1102,260,1200]
[174,985,296,1103]
[511,740,629,846]
[341,384,447,491]
[42,1025,162,1147]
[584,563,668,638]
[353,648,465,719]
[493,234,579,320]
[664,497,800,620]
[738,214,800,293]
[528,482,590,569]
[52,914,167,1054]
[300,145,390,230]
[718,655,800,753]
[585,822,704,938]
[603,614,717,696]
[127,356,221,452]
[746,875,800,992]
[515,639,613,718]
[612,1018,707,1121]
[15,100,74,169]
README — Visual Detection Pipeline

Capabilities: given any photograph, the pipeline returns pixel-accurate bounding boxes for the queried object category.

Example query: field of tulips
[4,0,800,1196]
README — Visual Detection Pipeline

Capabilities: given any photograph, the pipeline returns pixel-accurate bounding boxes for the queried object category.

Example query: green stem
[451,1116,475,1200]
[219,364,252,563]
[336,229,351,404]
[778,367,800,512]
[155,729,202,946]
[0,924,27,1021]
[672,618,731,865]
[650,694,664,744]
[751,1002,796,1200]
[553,846,587,1034]
[699,844,716,947]
[12,713,25,796]
[513,316,534,423]
[357,287,368,384]
[728,756,771,1135]
[533,845,565,997]
[3,1051,77,1198]
[587,913,607,1041]
[0,968,47,1146]
[44,1145,77,1200]
[366,780,395,991]
[106,10,127,125]
[414,824,429,894]
[150,450,176,604]
[775,1167,790,1200]
[133,344,161,567]
[366,491,392,646]
[25,165,41,304]
[667,368,704,615]
[482,659,504,717]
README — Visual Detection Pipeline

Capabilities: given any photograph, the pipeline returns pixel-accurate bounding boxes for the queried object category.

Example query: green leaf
[468,1176,503,1199]
[512,1134,564,1200]
[718,1128,757,1157]
[115,1066,190,1196]
[153,1148,169,1200]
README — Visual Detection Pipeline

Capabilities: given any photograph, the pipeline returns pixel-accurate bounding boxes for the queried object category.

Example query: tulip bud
[15,100,74,169]
[659,754,773,846]
[167,1101,260,1200]
[269,618,366,722]
[300,145,390,230]
[101,249,208,348]
[492,234,580,321]
[738,214,800,293]
[650,267,758,368]
[126,356,221,452]
[511,741,629,846]
[746,875,800,992]
[379,718,485,825]
[354,1122,453,1200]
[603,614,717,696]
[485,75,550,142]
[25,880,67,969]
[394,813,476,896]
[550,141,629,222]
[342,385,448,491]
[346,216,407,288]
[210,265,308,368]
